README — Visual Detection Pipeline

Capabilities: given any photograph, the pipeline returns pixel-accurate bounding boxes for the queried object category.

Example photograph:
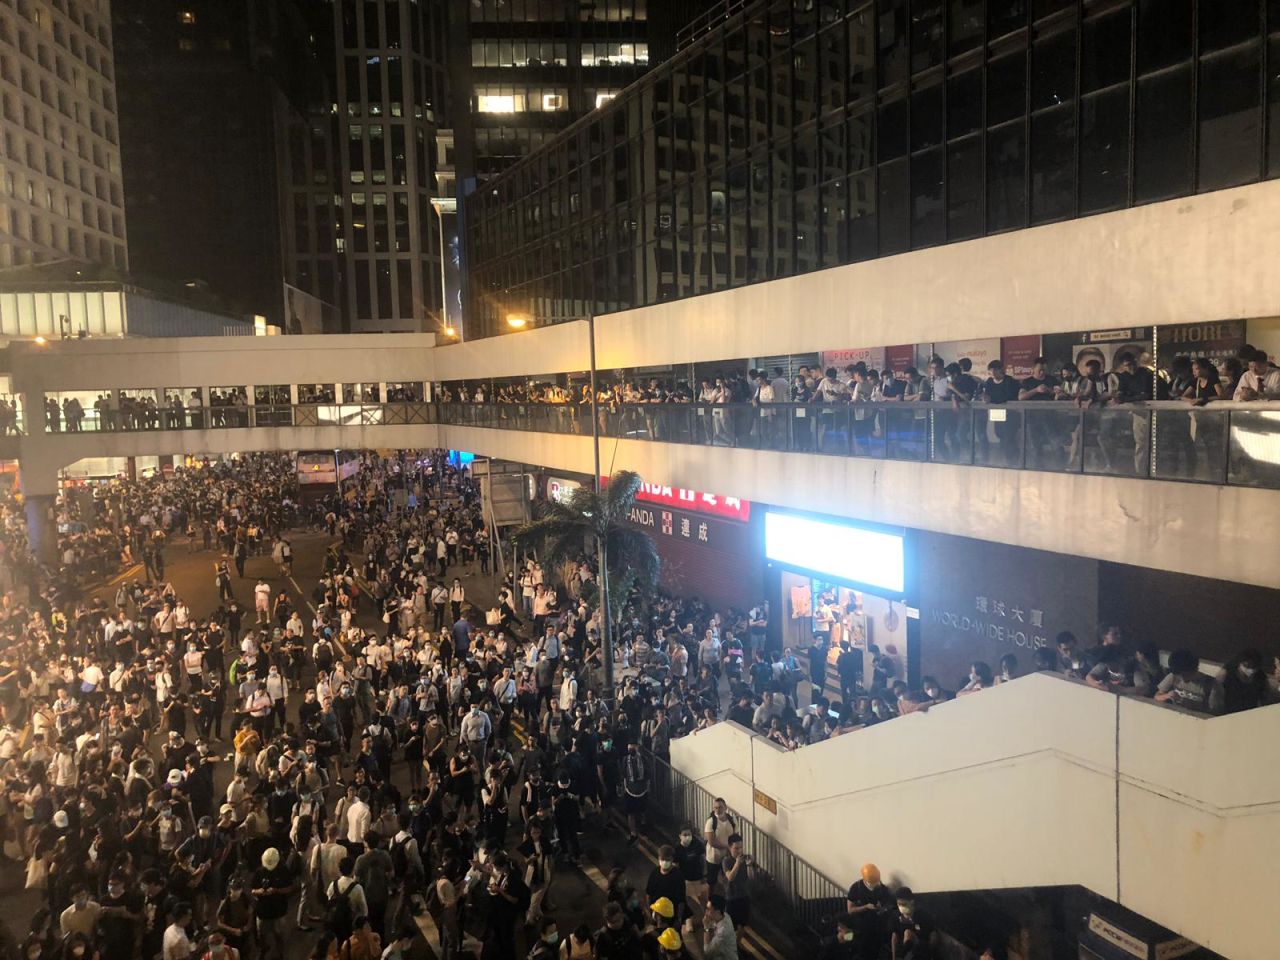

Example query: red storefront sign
[603,478,751,522]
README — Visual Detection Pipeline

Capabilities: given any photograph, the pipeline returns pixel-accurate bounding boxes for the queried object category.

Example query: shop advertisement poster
[1158,319,1246,363]
[934,338,1001,370]
[1000,335,1042,378]
[884,344,917,372]
[821,347,885,371]
[1043,327,1154,375]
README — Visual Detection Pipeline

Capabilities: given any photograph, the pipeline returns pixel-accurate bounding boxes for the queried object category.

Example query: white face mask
[1240,665,1257,678]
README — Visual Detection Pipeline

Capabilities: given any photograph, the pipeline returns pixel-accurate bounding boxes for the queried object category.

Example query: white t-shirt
[704,813,736,865]
[162,922,193,960]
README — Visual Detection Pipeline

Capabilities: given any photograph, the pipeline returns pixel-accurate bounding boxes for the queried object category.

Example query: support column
[24,493,57,566]
[18,458,62,567]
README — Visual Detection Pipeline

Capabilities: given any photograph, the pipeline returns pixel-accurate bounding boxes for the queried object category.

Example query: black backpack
[327,879,361,939]
[390,836,411,880]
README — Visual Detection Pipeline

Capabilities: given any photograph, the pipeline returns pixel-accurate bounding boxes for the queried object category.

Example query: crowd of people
[436,345,1280,479]
[0,442,1264,960]
[445,341,1279,411]
[0,452,848,960]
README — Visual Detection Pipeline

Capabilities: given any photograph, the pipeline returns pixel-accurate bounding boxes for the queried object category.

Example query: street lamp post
[508,310,614,706]
[586,312,615,707]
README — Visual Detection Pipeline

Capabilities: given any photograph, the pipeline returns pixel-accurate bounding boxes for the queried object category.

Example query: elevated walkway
[668,673,1280,960]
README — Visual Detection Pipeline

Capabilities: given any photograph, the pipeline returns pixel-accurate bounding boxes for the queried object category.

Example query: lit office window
[478,94,516,113]
[179,11,195,24]
[541,93,564,111]
[595,92,616,109]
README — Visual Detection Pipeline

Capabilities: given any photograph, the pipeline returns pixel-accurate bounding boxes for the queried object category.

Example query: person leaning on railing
[1231,347,1280,400]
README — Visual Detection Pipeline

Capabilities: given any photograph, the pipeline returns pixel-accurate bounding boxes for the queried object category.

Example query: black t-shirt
[982,376,1021,404]
[845,880,894,932]
[1019,375,1057,400]
[674,841,704,882]
[728,703,755,727]
[99,891,143,955]
[645,865,686,909]
[889,908,935,958]
[250,865,292,919]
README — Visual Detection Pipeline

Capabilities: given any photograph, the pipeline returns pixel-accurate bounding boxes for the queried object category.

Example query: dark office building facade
[112,0,318,328]
[464,0,1280,338]
[459,0,714,181]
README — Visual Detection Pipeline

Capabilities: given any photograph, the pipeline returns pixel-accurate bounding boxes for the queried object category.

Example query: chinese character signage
[917,531,1098,686]
[603,477,751,522]
[623,502,751,554]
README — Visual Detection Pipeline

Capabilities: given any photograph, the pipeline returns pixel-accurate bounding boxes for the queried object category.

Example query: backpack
[390,835,412,880]
[327,879,362,939]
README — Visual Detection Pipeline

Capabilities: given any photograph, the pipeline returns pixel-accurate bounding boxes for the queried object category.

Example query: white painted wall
[435,424,1280,591]
[670,673,1280,960]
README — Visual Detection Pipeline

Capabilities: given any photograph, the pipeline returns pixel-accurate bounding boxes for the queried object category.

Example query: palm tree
[513,469,660,704]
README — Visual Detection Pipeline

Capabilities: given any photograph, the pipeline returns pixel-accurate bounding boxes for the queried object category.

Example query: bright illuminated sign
[605,478,751,522]
[547,476,583,503]
[764,511,905,595]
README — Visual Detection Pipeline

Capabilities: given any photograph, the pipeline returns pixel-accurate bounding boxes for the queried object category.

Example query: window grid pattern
[0,0,127,270]
[334,0,443,331]
[465,0,1280,338]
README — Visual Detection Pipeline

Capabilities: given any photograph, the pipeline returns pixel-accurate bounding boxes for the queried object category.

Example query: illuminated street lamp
[506,313,530,329]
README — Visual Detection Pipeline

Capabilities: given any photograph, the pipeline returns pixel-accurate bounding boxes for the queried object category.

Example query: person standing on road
[254,578,271,624]
[622,741,649,844]
[720,834,756,941]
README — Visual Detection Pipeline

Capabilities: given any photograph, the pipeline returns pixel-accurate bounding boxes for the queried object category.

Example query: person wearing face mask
[201,930,238,960]
[1219,648,1267,714]
[459,701,491,760]
[97,871,143,960]
[819,916,858,959]
[670,825,706,931]
[526,917,560,960]
[889,887,934,960]
[58,883,102,940]
[593,901,641,960]
[844,863,894,960]
[645,846,687,931]
[482,851,529,959]
[62,933,95,960]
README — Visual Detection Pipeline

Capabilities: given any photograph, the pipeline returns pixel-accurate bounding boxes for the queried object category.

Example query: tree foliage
[513,469,660,624]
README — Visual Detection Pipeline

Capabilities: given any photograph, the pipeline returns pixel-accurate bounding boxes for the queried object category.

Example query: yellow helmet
[657,928,683,951]
[860,862,881,885]
[651,897,676,919]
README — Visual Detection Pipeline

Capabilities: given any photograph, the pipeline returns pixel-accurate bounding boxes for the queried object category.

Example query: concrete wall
[669,674,1280,960]
[436,424,1280,591]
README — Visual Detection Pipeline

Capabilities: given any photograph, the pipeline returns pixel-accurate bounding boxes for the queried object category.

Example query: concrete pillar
[24,493,57,565]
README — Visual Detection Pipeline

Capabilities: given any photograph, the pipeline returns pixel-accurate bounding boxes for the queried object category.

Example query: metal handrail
[644,746,846,941]
[434,399,1280,490]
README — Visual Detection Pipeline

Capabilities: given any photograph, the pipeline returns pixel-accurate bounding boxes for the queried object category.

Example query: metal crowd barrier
[644,748,847,941]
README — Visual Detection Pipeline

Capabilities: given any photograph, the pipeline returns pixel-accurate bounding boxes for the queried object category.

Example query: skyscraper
[111,0,333,331]
[0,0,127,271]
[329,0,449,333]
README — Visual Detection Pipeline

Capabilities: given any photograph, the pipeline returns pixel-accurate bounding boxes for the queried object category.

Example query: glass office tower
[465,0,1280,338]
